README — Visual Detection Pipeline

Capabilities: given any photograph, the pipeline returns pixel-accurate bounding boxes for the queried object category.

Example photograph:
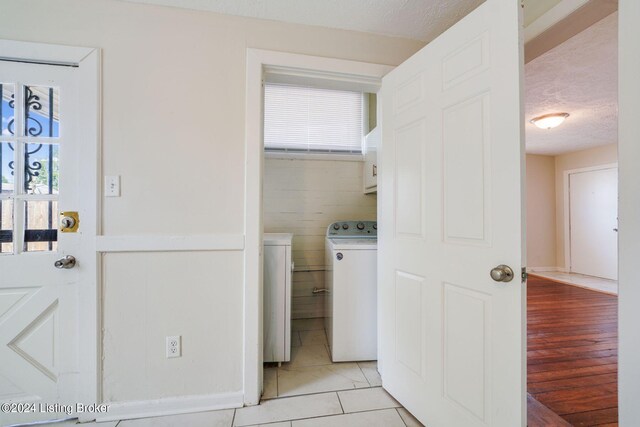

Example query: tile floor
[45,318,423,427]
[529,270,618,295]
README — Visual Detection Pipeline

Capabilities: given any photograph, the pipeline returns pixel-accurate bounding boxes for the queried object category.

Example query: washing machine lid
[264,233,293,246]
[328,238,377,250]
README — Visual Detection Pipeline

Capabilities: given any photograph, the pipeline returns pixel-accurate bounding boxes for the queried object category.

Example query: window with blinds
[264,83,365,154]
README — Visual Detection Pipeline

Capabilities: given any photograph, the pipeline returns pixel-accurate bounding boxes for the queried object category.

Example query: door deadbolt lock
[490,264,514,283]
[336,253,343,260]
[60,211,79,232]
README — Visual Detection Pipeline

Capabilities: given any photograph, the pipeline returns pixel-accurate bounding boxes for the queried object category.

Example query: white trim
[618,1,640,421]
[96,234,245,252]
[90,391,243,423]
[264,151,364,162]
[527,266,562,273]
[0,39,94,66]
[562,163,618,272]
[76,47,102,412]
[524,0,589,43]
[244,48,393,406]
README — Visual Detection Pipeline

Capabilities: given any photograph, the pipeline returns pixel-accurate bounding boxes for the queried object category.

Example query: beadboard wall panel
[264,158,377,319]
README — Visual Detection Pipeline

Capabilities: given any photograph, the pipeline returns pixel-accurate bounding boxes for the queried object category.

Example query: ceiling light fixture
[530,112,570,129]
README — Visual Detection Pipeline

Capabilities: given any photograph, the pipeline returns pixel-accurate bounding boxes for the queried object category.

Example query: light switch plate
[105,175,120,197]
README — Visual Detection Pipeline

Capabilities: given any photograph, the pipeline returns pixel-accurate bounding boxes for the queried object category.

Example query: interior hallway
[527,276,618,426]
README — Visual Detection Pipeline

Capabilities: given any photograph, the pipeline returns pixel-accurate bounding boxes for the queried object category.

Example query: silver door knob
[54,255,76,269]
[490,265,514,282]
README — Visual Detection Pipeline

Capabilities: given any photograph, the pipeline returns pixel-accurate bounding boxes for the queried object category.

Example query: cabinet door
[364,151,377,191]
[364,127,380,192]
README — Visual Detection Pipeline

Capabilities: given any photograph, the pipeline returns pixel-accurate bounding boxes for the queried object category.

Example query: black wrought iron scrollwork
[5,142,45,191]
[24,144,44,190]
[6,88,44,137]
[6,92,15,135]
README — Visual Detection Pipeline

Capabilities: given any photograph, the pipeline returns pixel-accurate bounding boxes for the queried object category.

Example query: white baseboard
[89,391,244,423]
[527,266,560,273]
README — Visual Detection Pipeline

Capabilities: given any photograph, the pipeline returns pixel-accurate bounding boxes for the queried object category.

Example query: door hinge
[521,267,528,282]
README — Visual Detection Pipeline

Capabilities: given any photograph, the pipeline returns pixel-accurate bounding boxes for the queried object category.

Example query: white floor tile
[52,421,119,427]
[396,408,424,427]
[291,318,325,332]
[243,422,292,427]
[338,387,400,413]
[530,271,618,295]
[291,331,302,347]
[233,393,342,427]
[291,408,405,427]
[282,344,331,369]
[298,330,328,346]
[263,367,278,399]
[278,363,369,397]
[118,409,234,427]
[357,361,382,387]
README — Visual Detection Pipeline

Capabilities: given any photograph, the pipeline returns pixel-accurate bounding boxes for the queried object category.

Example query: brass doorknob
[490,265,514,282]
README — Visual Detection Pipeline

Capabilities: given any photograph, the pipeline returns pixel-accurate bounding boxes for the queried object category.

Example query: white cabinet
[263,233,293,363]
[363,127,379,193]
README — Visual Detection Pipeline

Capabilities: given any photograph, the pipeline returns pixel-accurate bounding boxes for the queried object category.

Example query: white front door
[378,1,525,426]
[0,61,83,425]
[569,167,618,280]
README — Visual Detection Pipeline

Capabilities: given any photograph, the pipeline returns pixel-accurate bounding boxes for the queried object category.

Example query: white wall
[0,0,423,410]
[264,157,376,319]
[525,154,557,268]
[554,143,617,268]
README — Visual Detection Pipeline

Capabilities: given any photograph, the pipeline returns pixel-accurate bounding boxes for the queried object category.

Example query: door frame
[618,0,640,423]
[243,48,392,404]
[0,39,101,415]
[562,163,618,273]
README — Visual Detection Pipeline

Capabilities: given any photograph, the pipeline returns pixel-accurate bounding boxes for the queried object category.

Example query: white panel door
[378,1,525,426]
[569,167,618,280]
[0,61,83,424]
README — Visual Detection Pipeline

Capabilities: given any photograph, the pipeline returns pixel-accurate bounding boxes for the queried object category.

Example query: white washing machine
[325,221,377,362]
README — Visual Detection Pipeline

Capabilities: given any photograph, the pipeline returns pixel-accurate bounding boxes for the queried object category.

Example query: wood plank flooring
[527,275,618,426]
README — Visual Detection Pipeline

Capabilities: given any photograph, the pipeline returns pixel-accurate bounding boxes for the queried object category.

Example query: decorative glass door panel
[0,83,60,254]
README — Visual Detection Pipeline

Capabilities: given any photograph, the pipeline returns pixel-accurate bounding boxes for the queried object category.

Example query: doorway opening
[524,6,619,426]
[256,56,423,425]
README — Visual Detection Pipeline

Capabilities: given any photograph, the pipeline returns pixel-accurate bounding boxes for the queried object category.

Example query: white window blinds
[264,83,364,154]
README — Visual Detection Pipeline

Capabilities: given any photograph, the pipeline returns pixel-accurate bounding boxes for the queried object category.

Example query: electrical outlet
[166,335,181,358]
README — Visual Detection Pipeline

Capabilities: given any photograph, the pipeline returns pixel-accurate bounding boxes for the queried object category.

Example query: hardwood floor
[527,275,618,426]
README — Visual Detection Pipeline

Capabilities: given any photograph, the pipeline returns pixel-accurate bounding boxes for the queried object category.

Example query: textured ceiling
[118,0,483,42]
[525,12,617,155]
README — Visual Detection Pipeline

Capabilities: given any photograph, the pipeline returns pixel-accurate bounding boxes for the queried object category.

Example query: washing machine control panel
[327,221,377,238]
